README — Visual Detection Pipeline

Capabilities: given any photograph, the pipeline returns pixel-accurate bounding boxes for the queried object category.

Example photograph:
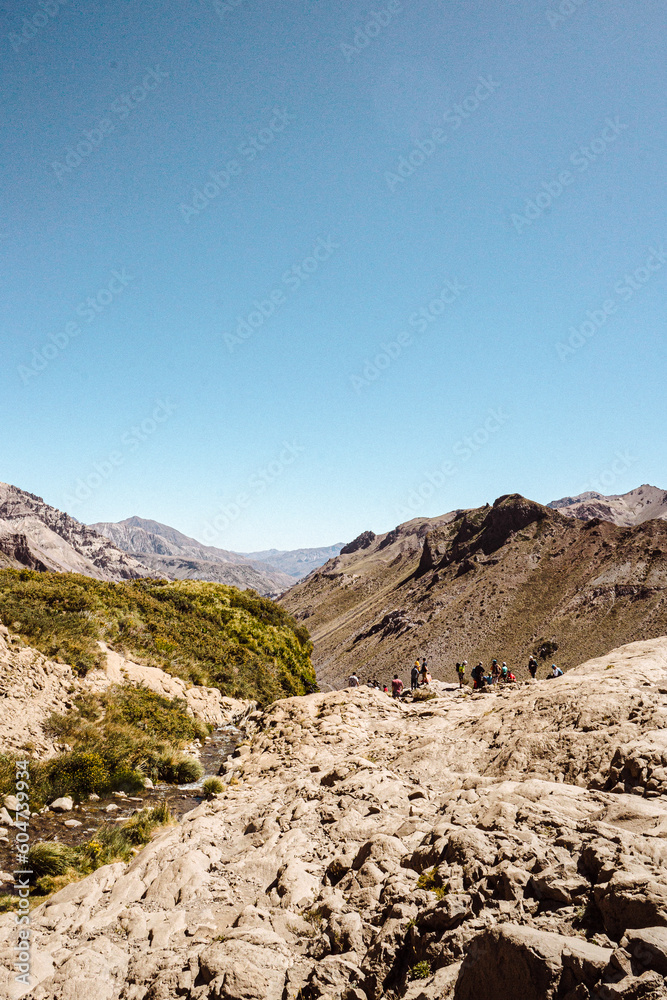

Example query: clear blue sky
[1,0,665,549]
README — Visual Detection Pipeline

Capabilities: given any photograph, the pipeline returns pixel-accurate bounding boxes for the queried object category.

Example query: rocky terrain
[549,486,667,528]
[91,517,298,596]
[2,636,667,999]
[0,624,240,758]
[281,494,667,690]
[242,545,346,581]
[0,484,153,581]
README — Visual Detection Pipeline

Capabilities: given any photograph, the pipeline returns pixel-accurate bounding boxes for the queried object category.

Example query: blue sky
[1,0,665,549]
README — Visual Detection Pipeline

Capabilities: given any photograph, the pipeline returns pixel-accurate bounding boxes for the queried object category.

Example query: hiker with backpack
[391,674,404,699]
[456,661,466,688]
[528,656,538,679]
[410,661,420,691]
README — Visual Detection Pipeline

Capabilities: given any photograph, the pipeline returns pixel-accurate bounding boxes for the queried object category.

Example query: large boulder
[455,924,611,1000]
[595,874,667,939]
[623,927,667,976]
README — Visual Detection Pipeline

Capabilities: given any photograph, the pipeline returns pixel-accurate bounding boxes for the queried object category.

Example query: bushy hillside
[0,570,316,704]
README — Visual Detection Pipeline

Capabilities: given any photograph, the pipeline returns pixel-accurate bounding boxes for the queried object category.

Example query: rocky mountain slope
[91,516,297,596]
[281,494,667,689]
[3,636,667,999]
[0,482,153,581]
[548,485,667,527]
[242,544,345,580]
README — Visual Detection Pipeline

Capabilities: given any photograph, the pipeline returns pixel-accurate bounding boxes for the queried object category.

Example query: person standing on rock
[491,661,501,685]
[411,661,420,691]
[420,658,429,685]
[348,672,360,688]
[391,674,404,699]
[456,662,466,688]
[528,656,538,679]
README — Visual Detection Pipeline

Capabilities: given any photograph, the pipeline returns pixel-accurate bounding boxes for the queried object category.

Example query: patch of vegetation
[410,961,431,980]
[417,866,449,899]
[535,638,559,660]
[412,689,436,702]
[0,805,176,908]
[304,906,325,927]
[0,685,207,804]
[0,570,316,703]
[202,776,224,799]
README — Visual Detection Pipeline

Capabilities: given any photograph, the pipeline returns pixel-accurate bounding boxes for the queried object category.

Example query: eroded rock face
[2,638,667,999]
[0,627,249,756]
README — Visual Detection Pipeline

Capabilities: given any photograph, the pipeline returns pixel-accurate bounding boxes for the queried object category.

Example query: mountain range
[548,483,667,526]
[281,489,667,688]
[2,478,666,615]
[0,481,343,596]
[0,481,151,580]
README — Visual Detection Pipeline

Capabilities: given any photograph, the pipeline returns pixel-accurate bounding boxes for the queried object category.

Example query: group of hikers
[455,655,562,688]
[347,654,564,696]
[348,658,430,698]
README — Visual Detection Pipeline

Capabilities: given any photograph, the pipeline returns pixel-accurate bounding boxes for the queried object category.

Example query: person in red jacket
[391,675,404,699]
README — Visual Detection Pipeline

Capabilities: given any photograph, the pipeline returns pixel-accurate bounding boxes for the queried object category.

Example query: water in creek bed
[0,724,241,878]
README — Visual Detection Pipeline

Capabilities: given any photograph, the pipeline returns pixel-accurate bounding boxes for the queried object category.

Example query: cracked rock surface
[3,637,667,999]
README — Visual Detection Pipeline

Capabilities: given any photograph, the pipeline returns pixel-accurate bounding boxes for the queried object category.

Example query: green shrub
[156,753,203,784]
[27,842,80,880]
[121,803,173,845]
[416,866,449,899]
[410,961,431,981]
[0,571,316,703]
[27,804,174,900]
[202,777,224,799]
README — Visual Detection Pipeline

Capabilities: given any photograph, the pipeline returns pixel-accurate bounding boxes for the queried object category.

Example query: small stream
[0,723,241,880]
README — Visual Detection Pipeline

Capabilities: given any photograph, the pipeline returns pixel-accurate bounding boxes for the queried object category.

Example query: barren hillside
[281,494,667,689]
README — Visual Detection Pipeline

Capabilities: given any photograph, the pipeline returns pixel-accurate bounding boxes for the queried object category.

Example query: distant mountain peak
[90,517,343,594]
[548,484,667,527]
[0,481,153,580]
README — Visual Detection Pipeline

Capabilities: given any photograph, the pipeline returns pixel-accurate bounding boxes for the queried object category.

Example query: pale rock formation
[1,637,667,999]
